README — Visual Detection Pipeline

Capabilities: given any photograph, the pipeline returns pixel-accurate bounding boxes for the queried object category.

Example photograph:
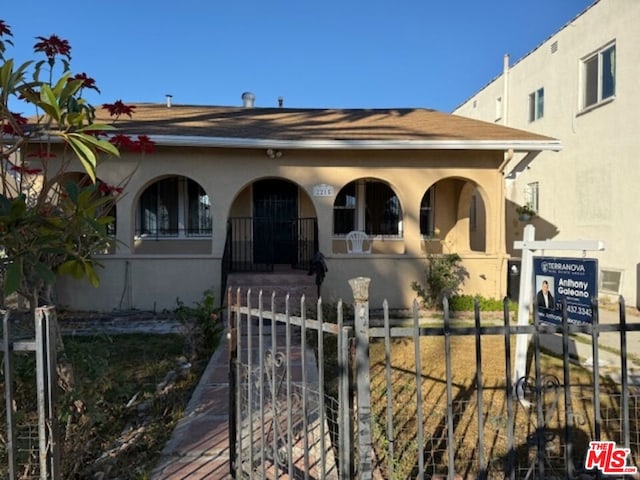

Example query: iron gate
[228,280,640,479]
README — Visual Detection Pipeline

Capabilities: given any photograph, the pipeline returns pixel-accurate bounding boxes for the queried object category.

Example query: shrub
[175,290,223,361]
[449,294,517,312]
[411,253,469,309]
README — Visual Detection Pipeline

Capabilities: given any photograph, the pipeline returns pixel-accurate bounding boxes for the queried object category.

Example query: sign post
[512,225,604,386]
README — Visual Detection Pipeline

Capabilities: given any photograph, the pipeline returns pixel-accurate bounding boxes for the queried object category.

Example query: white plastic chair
[346,230,372,254]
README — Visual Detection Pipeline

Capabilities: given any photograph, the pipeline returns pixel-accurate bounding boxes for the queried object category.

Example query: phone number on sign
[566,304,592,317]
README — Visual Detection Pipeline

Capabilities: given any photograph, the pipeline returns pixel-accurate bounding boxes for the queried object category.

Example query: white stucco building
[454,0,640,307]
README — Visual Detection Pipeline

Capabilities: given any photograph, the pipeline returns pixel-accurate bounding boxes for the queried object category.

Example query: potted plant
[516,203,536,221]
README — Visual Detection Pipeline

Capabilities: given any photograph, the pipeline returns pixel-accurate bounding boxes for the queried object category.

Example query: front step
[226,270,319,315]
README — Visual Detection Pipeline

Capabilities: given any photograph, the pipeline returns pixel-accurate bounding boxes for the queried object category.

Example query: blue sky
[3,1,594,113]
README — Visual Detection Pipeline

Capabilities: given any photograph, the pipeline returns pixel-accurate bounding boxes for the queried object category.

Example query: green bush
[411,253,469,309]
[449,294,517,312]
[175,289,223,361]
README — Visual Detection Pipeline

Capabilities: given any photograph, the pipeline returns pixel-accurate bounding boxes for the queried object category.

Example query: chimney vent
[166,94,173,108]
[241,91,256,108]
[278,96,284,108]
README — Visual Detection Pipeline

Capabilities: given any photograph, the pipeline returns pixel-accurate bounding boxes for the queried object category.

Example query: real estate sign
[533,256,598,325]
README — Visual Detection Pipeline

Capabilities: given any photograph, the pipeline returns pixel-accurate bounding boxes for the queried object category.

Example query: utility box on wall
[507,259,521,302]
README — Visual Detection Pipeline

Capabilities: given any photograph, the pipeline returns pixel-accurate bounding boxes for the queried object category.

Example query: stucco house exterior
[454,0,640,307]
[52,99,559,311]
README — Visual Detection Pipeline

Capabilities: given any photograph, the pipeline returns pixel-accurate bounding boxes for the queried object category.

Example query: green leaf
[85,264,100,288]
[3,260,22,296]
[39,84,62,123]
[77,123,117,133]
[71,132,120,158]
[65,134,97,182]
[65,181,79,203]
[58,260,85,279]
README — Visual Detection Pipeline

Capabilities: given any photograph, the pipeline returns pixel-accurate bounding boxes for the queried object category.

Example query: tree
[0,20,152,311]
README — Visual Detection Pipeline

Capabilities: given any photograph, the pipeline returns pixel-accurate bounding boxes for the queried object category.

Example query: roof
[93,103,560,152]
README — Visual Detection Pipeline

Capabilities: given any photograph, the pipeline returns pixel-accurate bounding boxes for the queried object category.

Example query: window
[600,269,623,294]
[525,182,539,212]
[333,180,402,236]
[333,182,356,235]
[138,176,211,237]
[420,187,435,237]
[582,43,615,109]
[469,194,477,232]
[528,88,544,122]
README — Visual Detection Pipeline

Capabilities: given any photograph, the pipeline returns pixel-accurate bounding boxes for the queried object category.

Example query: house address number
[312,184,334,197]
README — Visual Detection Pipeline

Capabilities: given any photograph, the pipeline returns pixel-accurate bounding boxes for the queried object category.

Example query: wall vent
[550,41,558,54]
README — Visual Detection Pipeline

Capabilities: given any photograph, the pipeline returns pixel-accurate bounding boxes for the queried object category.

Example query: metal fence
[228,279,640,479]
[1,307,60,480]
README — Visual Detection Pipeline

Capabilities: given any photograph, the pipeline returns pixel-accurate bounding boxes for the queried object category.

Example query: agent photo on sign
[536,279,555,310]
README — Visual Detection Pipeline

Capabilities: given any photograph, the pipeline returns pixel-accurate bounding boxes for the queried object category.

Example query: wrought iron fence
[228,283,640,479]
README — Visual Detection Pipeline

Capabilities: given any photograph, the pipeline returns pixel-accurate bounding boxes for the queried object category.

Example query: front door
[253,179,298,265]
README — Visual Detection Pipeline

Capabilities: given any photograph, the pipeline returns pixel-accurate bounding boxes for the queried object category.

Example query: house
[453,0,640,307]
[52,98,559,311]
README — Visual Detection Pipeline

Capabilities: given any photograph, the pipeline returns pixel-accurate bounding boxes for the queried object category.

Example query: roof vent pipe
[278,96,284,108]
[241,91,256,108]
[166,94,173,108]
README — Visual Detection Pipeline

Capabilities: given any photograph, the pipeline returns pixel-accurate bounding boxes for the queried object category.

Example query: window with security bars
[333,182,356,235]
[333,180,402,236]
[138,176,211,237]
[582,43,615,110]
[420,187,435,236]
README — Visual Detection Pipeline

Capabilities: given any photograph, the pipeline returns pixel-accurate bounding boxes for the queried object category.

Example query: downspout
[503,53,510,126]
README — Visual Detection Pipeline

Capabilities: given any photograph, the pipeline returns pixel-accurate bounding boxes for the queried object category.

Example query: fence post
[349,277,372,480]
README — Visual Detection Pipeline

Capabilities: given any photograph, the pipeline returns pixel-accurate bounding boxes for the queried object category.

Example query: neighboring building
[454,0,640,307]
[45,100,558,311]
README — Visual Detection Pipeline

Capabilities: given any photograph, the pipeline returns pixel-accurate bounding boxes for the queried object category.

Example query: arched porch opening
[225,177,318,272]
[421,177,489,254]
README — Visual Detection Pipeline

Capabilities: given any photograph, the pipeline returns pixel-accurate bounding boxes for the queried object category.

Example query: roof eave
[147,135,563,152]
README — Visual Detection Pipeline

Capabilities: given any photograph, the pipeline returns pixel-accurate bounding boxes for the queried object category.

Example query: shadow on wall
[505,199,559,257]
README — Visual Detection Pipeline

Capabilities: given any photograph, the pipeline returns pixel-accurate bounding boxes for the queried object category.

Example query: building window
[528,87,544,122]
[333,179,403,236]
[525,182,539,212]
[333,182,356,235]
[582,43,615,109]
[137,176,211,237]
[469,194,477,232]
[600,269,623,294]
[420,187,436,237]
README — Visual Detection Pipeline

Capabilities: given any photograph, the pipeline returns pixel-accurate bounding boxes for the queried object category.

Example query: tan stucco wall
[54,147,509,311]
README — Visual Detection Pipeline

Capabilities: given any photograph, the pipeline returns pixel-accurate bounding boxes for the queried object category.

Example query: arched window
[420,187,436,237]
[333,179,402,236]
[137,176,211,237]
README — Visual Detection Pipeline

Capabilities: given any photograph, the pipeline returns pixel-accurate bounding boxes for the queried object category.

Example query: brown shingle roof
[95,103,556,145]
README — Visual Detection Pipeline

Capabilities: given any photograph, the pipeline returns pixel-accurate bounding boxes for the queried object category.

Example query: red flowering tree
[0,21,152,309]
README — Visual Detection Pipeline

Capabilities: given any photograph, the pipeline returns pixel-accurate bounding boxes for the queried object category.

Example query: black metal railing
[224,217,318,273]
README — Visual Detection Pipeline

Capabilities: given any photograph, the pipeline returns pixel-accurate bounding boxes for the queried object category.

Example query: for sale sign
[533,256,598,325]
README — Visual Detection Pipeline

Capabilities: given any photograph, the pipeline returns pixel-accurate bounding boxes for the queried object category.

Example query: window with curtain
[138,176,211,237]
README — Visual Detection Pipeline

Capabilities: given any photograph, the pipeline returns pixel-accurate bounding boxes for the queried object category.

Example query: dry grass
[368,335,638,479]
